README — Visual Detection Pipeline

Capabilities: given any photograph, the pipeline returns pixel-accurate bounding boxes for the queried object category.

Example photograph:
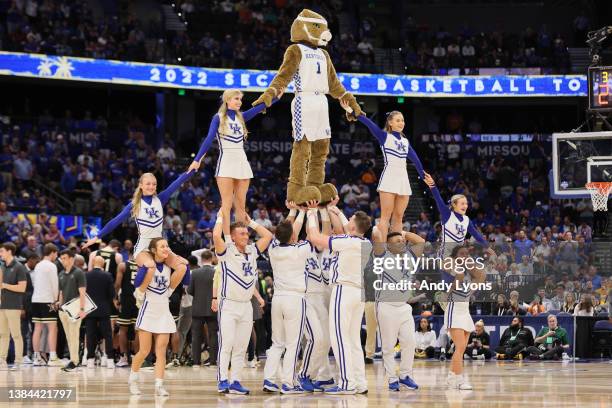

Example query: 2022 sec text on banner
[0,51,587,98]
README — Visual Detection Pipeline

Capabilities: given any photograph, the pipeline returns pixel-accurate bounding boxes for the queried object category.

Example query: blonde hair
[131,173,156,218]
[383,110,405,137]
[218,89,248,140]
[475,319,485,327]
[450,194,467,210]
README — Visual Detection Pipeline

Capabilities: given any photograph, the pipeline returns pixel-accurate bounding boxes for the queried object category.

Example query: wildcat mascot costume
[253,9,363,204]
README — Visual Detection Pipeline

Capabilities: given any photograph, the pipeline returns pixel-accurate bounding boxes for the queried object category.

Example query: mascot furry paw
[253,8,363,204]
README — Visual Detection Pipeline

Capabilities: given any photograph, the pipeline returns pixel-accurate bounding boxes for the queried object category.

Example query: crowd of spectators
[0,0,582,74]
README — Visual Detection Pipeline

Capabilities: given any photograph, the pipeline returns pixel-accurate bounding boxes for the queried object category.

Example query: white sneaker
[33,357,46,366]
[0,359,9,370]
[129,374,141,395]
[107,359,115,369]
[562,352,571,361]
[457,375,473,390]
[22,356,33,365]
[246,359,257,368]
[101,356,108,367]
[116,356,129,367]
[9,363,21,371]
[446,372,459,389]
[48,357,63,367]
[155,384,169,397]
[87,359,95,369]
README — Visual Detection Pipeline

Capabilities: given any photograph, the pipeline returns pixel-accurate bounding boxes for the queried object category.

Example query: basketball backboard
[551,131,612,198]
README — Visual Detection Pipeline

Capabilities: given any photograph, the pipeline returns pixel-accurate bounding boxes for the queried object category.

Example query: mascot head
[290,9,332,47]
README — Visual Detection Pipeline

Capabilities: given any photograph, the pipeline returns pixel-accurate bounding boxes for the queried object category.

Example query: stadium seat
[557,312,572,316]
[592,320,612,358]
[547,310,560,315]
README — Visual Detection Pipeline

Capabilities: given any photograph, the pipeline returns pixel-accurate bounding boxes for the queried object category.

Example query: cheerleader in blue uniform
[188,89,279,238]
[340,100,426,243]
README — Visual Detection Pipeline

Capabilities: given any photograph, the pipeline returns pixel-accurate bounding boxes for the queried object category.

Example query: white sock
[34,352,39,359]
[129,371,139,382]
[49,352,57,359]
[155,378,163,387]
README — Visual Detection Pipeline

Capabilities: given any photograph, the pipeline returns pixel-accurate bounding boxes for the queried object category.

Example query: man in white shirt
[307,203,372,395]
[30,243,61,366]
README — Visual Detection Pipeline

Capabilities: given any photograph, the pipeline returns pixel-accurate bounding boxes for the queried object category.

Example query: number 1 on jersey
[316,62,321,74]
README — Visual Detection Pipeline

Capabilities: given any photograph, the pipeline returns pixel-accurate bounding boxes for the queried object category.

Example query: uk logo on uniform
[306,258,319,272]
[229,123,241,135]
[154,275,168,289]
[456,223,466,235]
[145,207,160,219]
[242,262,254,276]
[395,139,406,152]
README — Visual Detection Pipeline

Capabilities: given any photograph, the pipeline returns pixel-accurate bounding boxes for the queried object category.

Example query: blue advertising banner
[12,212,102,239]
[413,315,575,351]
[0,51,587,98]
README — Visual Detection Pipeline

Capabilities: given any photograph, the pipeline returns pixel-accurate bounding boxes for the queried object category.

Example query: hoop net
[585,182,612,211]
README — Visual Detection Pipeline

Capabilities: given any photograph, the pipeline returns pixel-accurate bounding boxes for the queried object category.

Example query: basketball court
[1,360,611,407]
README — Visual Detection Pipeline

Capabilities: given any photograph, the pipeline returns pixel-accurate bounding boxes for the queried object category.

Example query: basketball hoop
[586,182,612,211]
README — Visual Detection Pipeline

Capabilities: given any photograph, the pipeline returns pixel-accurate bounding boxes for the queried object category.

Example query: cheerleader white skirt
[377,164,412,196]
[444,301,474,333]
[215,149,253,179]
[136,299,177,334]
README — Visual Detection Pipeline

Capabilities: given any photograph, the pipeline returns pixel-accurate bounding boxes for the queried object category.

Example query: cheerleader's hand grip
[134,288,145,308]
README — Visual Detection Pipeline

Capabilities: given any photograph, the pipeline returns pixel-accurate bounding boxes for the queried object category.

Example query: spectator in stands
[21,235,42,259]
[573,293,594,317]
[254,210,272,230]
[414,318,436,359]
[527,294,546,316]
[491,294,510,316]
[183,222,202,254]
[495,316,533,360]
[584,265,602,290]
[560,292,576,314]
[44,224,66,247]
[557,231,578,275]
[537,287,553,311]
[465,320,492,360]
[527,315,570,360]
[549,284,566,311]
[13,150,34,183]
[513,230,533,263]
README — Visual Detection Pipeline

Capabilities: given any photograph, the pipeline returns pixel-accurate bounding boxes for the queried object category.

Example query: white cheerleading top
[135,196,164,238]
[217,114,245,151]
[443,212,470,244]
[218,242,259,302]
[293,44,329,94]
[268,239,314,295]
[144,263,172,303]
[328,235,372,288]
[381,133,410,168]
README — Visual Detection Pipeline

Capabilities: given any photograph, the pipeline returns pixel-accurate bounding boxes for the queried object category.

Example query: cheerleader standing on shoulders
[340,100,426,244]
[188,89,279,239]
[128,238,190,396]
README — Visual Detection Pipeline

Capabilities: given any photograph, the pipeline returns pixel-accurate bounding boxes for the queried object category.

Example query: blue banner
[414,315,575,351]
[12,212,102,239]
[0,51,587,97]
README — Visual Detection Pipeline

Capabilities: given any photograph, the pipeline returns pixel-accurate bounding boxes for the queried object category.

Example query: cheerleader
[340,100,425,244]
[188,89,279,238]
[422,173,493,258]
[82,171,193,299]
[128,238,189,396]
[441,244,486,390]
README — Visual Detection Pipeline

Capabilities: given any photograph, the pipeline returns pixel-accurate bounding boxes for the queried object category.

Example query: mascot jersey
[291,44,331,142]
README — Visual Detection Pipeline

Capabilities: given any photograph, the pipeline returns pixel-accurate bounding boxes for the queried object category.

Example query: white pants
[376,302,415,383]
[300,292,333,381]
[329,285,366,391]
[217,298,253,382]
[263,295,305,386]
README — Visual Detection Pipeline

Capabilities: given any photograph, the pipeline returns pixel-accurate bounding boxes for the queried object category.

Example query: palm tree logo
[37,59,54,76]
[53,57,74,78]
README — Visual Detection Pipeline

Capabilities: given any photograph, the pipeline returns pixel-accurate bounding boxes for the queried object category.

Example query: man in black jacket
[495,316,534,360]
[188,250,217,367]
[84,256,116,369]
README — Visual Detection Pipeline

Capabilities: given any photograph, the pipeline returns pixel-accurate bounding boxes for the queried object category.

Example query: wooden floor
[0,359,611,407]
